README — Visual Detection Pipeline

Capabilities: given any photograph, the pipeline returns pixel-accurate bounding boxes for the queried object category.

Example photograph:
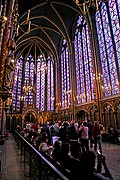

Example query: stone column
[0,0,7,57]
[0,0,14,89]
[9,116,12,131]
[0,90,12,135]
[1,101,5,134]
[21,116,24,128]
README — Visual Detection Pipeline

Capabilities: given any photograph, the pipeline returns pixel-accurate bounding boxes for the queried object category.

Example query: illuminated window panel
[13,56,23,111]
[13,53,55,112]
[86,27,94,100]
[13,60,19,111]
[82,26,91,102]
[36,55,55,111]
[61,39,71,108]
[55,62,58,104]
[74,16,94,104]
[74,34,81,103]
[24,55,34,105]
[36,61,41,108]
[95,0,120,97]
[30,62,34,84]
[47,61,51,111]
[109,0,120,73]
[29,61,34,104]
[50,60,54,111]
[47,60,51,111]
[40,61,45,111]
[25,61,29,85]
[61,53,65,107]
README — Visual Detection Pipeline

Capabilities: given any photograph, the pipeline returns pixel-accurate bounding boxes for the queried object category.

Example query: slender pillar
[0,91,12,134]
[0,0,7,58]
[0,0,14,89]
[9,116,12,131]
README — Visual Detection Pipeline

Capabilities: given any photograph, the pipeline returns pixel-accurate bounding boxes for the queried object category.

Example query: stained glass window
[74,16,94,104]
[47,59,50,111]
[47,56,54,111]
[95,0,120,97]
[40,61,46,111]
[36,55,55,111]
[36,59,41,109]
[36,56,45,111]
[61,39,71,108]
[13,56,23,112]
[24,55,34,105]
[13,53,55,112]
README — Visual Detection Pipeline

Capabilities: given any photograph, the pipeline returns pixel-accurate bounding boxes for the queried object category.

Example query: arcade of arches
[0,0,120,134]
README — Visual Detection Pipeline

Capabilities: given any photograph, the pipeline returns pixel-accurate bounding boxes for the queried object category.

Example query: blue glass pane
[74,16,94,103]
[61,39,71,108]
[95,0,120,97]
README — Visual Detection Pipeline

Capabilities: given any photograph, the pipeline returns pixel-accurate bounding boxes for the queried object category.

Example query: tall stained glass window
[61,39,71,108]
[74,16,94,103]
[95,0,120,97]
[24,55,34,105]
[36,55,54,111]
[47,56,54,111]
[36,56,46,111]
[13,56,23,111]
[13,53,55,112]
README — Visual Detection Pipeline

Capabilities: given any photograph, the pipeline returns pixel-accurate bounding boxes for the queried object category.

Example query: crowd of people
[16,120,114,180]
[102,126,120,145]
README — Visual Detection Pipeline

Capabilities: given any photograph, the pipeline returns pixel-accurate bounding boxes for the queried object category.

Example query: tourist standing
[79,121,89,153]
[93,121,103,153]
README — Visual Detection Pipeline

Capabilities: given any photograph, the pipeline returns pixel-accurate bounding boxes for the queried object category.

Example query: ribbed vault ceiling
[16,0,84,64]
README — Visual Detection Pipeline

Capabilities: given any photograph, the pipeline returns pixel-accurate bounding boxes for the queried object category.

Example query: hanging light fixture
[22,78,33,94]
[76,0,99,14]
[0,4,7,31]
[13,4,31,36]
[40,63,48,74]
[50,96,55,101]
[20,95,26,102]
[39,55,48,74]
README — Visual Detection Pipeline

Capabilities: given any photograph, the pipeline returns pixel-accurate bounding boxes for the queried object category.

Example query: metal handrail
[13,129,71,180]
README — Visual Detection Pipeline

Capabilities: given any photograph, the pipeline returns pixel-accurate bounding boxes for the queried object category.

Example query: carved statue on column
[3,54,15,91]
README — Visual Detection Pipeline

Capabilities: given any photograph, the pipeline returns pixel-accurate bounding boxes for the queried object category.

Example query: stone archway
[102,103,115,129]
[76,110,89,123]
[114,100,120,129]
[23,110,37,124]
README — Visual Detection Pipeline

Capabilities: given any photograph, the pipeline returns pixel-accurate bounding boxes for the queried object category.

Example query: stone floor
[0,134,25,180]
[0,133,120,180]
[101,142,120,180]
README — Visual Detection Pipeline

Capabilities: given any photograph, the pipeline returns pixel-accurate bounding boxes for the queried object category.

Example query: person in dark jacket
[51,140,61,162]
[93,121,103,153]
[80,151,113,180]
